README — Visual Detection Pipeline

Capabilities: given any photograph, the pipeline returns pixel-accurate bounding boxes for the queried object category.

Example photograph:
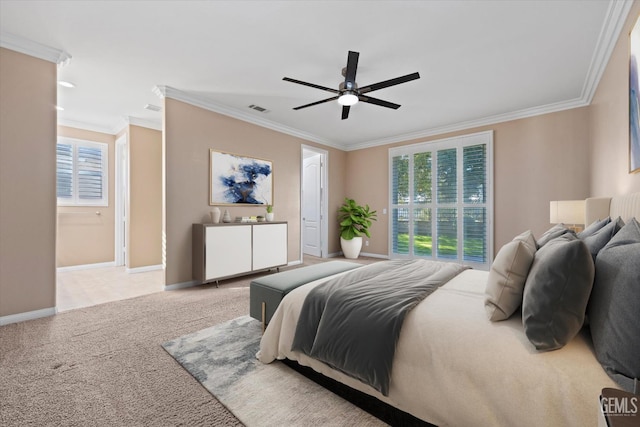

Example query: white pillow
[484,230,537,321]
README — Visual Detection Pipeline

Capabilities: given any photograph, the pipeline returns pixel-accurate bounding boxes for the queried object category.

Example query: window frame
[388,130,494,270]
[57,137,109,207]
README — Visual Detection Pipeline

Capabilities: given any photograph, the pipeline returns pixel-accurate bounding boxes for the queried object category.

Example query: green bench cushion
[249,261,362,324]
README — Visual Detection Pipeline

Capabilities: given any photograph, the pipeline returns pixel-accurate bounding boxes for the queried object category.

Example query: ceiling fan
[283,51,420,120]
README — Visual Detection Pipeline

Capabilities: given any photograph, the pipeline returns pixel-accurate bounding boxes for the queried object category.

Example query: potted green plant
[338,198,377,259]
[265,204,274,222]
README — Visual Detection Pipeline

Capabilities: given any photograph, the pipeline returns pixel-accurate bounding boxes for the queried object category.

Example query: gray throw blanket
[291,259,468,396]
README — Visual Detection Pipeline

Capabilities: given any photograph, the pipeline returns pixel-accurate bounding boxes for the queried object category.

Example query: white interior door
[303,153,322,257]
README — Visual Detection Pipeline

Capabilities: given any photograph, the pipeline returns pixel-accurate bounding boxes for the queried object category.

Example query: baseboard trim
[126,264,163,274]
[327,251,389,260]
[164,280,197,291]
[57,261,116,273]
[287,260,302,267]
[0,307,57,326]
[359,252,390,259]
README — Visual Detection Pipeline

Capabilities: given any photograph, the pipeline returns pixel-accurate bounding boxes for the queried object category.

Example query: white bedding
[257,267,618,427]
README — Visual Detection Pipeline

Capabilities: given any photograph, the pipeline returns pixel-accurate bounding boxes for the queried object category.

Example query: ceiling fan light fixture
[338,91,359,106]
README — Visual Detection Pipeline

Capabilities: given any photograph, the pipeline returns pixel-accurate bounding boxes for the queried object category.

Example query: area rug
[162,315,385,427]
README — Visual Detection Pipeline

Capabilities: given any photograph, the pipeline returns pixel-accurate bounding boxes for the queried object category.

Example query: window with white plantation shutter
[57,138,108,206]
[389,131,493,270]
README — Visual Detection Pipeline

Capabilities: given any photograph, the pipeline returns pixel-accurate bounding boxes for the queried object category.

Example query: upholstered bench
[250,261,362,330]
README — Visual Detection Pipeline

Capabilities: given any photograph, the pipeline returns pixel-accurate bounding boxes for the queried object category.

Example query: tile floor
[55,255,380,312]
[56,266,164,312]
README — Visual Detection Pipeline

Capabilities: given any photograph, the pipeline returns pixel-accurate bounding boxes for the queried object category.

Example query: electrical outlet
[365,240,369,246]
[383,208,387,214]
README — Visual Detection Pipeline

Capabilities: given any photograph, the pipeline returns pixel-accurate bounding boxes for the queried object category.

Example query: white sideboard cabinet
[192,222,288,284]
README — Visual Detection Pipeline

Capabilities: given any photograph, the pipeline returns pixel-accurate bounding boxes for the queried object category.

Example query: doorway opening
[301,146,328,260]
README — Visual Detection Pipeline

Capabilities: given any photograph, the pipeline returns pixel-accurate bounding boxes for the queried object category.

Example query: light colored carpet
[163,315,386,427]
[1,282,250,426]
[0,256,382,426]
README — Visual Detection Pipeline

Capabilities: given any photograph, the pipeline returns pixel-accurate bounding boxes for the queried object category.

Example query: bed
[257,192,640,427]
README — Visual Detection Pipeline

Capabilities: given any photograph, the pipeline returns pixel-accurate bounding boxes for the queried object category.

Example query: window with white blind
[57,138,108,206]
[389,131,493,270]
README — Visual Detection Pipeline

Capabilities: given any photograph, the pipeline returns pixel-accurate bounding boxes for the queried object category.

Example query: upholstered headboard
[585,192,640,225]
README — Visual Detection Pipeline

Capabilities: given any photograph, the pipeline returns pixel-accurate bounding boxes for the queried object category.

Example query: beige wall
[0,48,57,317]
[56,126,116,267]
[163,98,347,286]
[346,107,591,257]
[590,2,640,196]
[1,2,637,317]
[128,124,163,269]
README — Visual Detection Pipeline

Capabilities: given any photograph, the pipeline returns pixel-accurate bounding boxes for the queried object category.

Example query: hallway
[56,266,164,312]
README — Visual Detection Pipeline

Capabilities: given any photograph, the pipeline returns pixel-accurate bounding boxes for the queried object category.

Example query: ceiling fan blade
[293,96,339,110]
[359,72,420,94]
[358,95,401,109]
[344,51,359,90]
[341,105,350,120]
[283,77,339,94]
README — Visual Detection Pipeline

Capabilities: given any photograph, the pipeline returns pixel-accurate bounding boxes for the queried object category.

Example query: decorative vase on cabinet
[210,207,221,223]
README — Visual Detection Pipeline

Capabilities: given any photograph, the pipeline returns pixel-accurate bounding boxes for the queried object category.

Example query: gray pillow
[536,224,575,248]
[587,218,640,393]
[485,230,537,321]
[578,217,610,239]
[522,233,595,351]
[581,217,624,261]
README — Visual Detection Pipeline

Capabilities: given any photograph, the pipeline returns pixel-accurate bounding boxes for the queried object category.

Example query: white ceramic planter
[340,236,363,259]
[266,212,275,222]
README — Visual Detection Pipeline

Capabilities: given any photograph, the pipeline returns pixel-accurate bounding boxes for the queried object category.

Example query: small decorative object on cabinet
[266,204,274,222]
[222,209,231,223]
[210,207,221,223]
[192,222,288,286]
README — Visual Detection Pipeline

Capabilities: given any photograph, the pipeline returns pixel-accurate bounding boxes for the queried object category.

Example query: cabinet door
[205,225,252,280]
[252,223,287,270]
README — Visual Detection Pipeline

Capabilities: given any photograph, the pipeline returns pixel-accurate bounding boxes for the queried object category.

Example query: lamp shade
[549,200,585,225]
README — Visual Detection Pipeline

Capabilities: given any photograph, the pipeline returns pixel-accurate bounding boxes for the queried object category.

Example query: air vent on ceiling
[248,104,269,113]
[144,104,162,112]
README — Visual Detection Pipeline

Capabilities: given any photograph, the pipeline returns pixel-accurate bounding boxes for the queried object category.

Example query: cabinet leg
[215,280,219,288]
[261,302,266,333]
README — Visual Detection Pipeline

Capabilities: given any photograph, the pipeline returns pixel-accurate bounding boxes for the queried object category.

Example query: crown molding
[126,116,163,131]
[57,118,119,135]
[346,97,588,151]
[581,0,633,104]
[0,32,71,66]
[153,85,344,150]
[153,0,631,154]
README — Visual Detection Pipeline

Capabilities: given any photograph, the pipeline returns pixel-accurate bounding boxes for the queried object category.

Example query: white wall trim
[345,97,587,151]
[581,0,633,104]
[153,85,343,150]
[0,307,57,326]
[126,116,163,131]
[151,1,630,155]
[287,260,303,267]
[359,252,390,259]
[56,261,115,273]
[126,264,163,274]
[0,31,71,66]
[58,118,118,135]
[164,280,197,291]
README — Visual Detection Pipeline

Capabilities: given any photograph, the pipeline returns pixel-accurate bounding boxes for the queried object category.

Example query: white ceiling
[0,1,632,150]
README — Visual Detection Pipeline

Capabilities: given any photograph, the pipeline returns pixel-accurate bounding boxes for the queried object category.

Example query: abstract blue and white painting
[631,16,640,173]
[210,150,273,205]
